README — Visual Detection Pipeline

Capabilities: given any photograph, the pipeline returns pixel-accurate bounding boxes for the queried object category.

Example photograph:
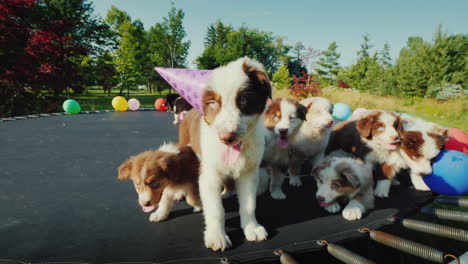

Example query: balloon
[332,102,352,121]
[112,96,128,111]
[350,107,368,119]
[128,98,140,111]
[155,67,212,114]
[62,99,81,114]
[445,128,468,154]
[423,150,468,196]
[155,98,167,111]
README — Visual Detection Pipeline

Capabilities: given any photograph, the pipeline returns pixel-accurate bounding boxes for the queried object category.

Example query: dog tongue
[319,201,334,207]
[221,142,242,165]
[142,205,156,213]
[386,143,397,150]
[277,137,289,149]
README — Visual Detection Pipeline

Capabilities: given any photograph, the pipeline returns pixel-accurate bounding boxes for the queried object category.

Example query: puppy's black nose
[317,196,325,203]
[279,129,288,136]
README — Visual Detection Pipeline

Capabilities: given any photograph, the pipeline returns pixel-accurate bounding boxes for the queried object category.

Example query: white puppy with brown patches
[312,156,375,221]
[398,115,448,191]
[179,57,271,251]
[261,98,307,199]
[288,97,334,187]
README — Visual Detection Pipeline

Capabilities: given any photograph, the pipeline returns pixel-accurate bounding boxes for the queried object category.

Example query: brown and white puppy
[261,98,307,199]
[326,110,405,198]
[288,97,334,187]
[179,57,271,251]
[173,97,193,124]
[398,115,448,191]
[312,156,374,221]
[165,93,180,113]
[117,143,201,222]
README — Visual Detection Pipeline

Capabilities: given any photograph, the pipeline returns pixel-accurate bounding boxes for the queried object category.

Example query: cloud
[231,11,272,17]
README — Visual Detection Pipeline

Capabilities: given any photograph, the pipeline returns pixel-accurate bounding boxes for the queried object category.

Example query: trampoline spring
[421,207,468,223]
[436,197,468,208]
[273,249,299,264]
[326,242,376,264]
[402,218,468,242]
[369,230,458,263]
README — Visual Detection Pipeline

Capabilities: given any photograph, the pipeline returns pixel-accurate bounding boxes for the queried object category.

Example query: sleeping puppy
[173,97,193,124]
[398,115,448,191]
[312,156,374,221]
[288,97,334,187]
[165,93,180,113]
[326,110,405,198]
[179,57,271,251]
[117,143,201,222]
[261,98,307,199]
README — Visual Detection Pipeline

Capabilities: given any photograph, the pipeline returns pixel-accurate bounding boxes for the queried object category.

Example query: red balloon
[445,127,468,154]
[154,98,167,111]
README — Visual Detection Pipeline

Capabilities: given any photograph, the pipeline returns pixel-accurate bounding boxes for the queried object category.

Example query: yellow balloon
[112,96,128,111]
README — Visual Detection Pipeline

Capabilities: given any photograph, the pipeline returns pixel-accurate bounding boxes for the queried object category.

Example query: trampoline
[0,110,436,263]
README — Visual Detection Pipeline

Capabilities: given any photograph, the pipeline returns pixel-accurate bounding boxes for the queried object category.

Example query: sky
[91,0,468,68]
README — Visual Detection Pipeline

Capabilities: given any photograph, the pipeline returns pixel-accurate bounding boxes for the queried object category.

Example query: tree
[317,41,341,86]
[147,6,190,68]
[289,72,321,98]
[196,22,290,73]
[106,7,148,96]
[272,64,293,90]
[95,51,118,95]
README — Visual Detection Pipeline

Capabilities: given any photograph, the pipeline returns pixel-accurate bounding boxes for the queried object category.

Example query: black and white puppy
[165,93,180,113]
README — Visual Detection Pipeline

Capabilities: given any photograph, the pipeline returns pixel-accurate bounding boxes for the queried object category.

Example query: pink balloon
[446,128,468,154]
[128,98,140,111]
[351,107,368,119]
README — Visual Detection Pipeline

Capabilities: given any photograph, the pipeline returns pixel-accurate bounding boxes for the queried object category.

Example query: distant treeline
[1,0,466,117]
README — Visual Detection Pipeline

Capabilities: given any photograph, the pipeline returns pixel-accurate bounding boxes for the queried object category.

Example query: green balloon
[63,99,81,114]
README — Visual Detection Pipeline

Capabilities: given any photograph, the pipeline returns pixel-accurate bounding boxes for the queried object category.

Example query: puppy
[179,57,271,251]
[312,156,374,221]
[165,93,180,113]
[261,98,307,199]
[117,143,201,222]
[326,110,405,198]
[173,97,193,124]
[398,115,448,191]
[288,97,334,187]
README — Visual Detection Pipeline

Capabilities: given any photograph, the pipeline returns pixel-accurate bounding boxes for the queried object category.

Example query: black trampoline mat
[0,111,433,263]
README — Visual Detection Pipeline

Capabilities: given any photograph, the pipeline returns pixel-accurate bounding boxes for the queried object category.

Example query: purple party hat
[155,67,213,114]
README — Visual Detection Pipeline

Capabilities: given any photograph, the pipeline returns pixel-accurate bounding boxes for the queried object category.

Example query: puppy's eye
[208,100,217,108]
[289,115,296,121]
[331,183,339,190]
[239,98,247,106]
[273,116,279,122]
[149,180,159,189]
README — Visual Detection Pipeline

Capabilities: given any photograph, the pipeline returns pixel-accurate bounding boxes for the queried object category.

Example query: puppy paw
[204,229,232,251]
[324,202,341,213]
[149,210,169,222]
[289,176,303,187]
[375,180,391,198]
[411,175,431,191]
[342,201,365,220]
[270,190,287,200]
[244,224,268,242]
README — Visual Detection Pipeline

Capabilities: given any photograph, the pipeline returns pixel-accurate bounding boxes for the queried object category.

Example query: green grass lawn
[67,88,170,111]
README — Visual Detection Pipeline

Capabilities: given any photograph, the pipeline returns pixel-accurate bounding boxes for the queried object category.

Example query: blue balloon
[423,150,468,196]
[332,102,352,121]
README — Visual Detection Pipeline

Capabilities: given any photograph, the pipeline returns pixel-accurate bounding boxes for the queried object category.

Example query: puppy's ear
[242,61,272,98]
[356,114,376,139]
[428,126,449,150]
[117,159,132,180]
[297,103,307,121]
[335,161,360,188]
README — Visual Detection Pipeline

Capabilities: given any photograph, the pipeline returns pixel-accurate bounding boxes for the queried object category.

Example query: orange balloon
[445,128,468,154]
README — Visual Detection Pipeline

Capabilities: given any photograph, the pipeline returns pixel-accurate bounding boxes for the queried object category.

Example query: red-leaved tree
[289,71,321,99]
